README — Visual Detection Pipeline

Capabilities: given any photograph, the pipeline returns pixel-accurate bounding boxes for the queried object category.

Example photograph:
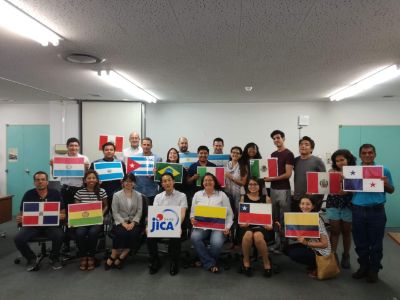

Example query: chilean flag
[238,203,272,226]
[98,135,124,152]
[22,202,60,226]
[307,172,342,194]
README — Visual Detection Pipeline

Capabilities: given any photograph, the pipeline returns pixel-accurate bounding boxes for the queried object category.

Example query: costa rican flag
[53,156,85,177]
[98,135,124,152]
[94,161,124,181]
[22,202,60,226]
[342,165,384,192]
[127,156,154,176]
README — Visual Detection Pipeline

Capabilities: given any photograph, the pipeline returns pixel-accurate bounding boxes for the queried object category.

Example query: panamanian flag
[127,156,154,176]
[342,165,384,192]
[94,161,124,181]
[53,156,85,177]
[22,202,60,226]
[238,203,272,226]
[98,134,124,152]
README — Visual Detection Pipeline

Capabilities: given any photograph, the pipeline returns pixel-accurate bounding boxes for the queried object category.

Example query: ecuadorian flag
[284,212,320,238]
[68,201,103,227]
[194,205,227,230]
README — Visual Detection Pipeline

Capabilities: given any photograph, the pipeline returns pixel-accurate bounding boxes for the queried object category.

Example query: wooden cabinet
[0,195,13,223]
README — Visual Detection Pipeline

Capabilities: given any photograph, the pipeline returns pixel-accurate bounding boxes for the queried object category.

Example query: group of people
[14,130,394,283]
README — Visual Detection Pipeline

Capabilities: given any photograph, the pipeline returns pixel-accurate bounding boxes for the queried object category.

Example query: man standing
[134,137,162,205]
[177,137,190,153]
[147,173,188,276]
[211,137,227,167]
[351,144,394,283]
[264,130,294,247]
[14,171,65,271]
[123,131,143,159]
[293,136,326,211]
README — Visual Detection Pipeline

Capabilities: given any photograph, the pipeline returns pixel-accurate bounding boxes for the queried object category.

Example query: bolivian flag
[194,205,227,230]
[68,201,103,227]
[284,212,320,238]
[155,162,183,183]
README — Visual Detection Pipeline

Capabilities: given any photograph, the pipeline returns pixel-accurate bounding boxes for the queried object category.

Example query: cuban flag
[307,172,342,194]
[238,203,272,226]
[127,156,154,176]
[53,156,85,177]
[94,161,124,181]
[22,202,60,226]
[98,135,124,152]
[343,166,384,192]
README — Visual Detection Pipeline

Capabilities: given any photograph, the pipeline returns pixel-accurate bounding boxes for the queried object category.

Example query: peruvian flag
[98,135,124,152]
[307,172,342,194]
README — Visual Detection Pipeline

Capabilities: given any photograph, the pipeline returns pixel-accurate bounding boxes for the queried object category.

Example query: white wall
[0,101,79,194]
[146,100,400,163]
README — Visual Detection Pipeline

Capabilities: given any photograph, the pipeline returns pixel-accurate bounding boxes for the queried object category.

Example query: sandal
[79,257,88,271]
[209,266,220,274]
[114,255,126,270]
[263,268,272,278]
[104,256,116,271]
[87,257,96,271]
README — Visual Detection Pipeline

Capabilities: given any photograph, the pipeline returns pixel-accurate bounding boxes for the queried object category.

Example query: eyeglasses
[248,183,258,186]
[231,151,241,155]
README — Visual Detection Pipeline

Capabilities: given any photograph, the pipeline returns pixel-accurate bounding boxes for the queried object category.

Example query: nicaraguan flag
[22,202,60,226]
[94,161,124,181]
[53,156,85,177]
[343,166,384,192]
[238,203,272,226]
[127,156,154,176]
[208,154,230,167]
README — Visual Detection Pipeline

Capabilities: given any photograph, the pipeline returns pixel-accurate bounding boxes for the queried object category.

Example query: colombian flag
[284,212,320,238]
[194,205,227,230]
[68,202,103,227]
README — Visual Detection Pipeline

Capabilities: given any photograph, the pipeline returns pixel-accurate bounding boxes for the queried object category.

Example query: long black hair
[331,149,357,171]
[83,170,101,200]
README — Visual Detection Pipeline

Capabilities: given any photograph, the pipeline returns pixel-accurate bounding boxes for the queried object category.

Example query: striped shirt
[308,218,331,256]
[74,187,107,203]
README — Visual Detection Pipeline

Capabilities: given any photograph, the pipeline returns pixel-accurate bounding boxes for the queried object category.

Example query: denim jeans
[286,243,316,268]
[352,204,386,273]
[75,225,103,257]
[191,229,225,269]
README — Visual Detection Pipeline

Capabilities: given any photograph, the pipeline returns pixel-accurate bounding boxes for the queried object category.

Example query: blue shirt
[352,165,393,206]
[135,153,162,197]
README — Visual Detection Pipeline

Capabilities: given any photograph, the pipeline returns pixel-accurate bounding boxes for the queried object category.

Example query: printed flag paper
[208,154,230,167]
[194,205,227,230]
[238,203,272,226]
[127,156,154,176]
[155,162,183,183]
[22,202,60,226]
[53,156,85,177]
[343,166,384,192]
[98,135,124,152]
[68,202,103,227]
[284,212,320,238]
[179,152,198,168]
[250,158,278,178]
[307,172,342,194]
[94,161,124,181]
[196,166,225,187]
[147,206,181,238]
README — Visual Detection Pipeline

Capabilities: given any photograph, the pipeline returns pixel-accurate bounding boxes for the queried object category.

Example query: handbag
[315,252,340,280]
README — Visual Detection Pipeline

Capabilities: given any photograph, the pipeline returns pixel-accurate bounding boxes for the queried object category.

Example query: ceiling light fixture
[0,0,62,46]
[329,64,400,101]
[97,70,157,103]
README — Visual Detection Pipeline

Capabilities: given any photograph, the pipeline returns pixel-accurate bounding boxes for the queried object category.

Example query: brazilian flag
[155,162,184,183]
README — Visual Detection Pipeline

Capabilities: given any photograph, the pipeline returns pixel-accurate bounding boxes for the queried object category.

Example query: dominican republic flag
[53,156,85,177]
[94,161,124,181]
[307,172,342,194]
[193,205,227,230]
[196,166,225,187]
[98,135,124,152]
[250,158,278,178]
[284,212,320,238]
[208,154,230,167]
[22,202,60,226]
[238,203,272,226]
[127,156,154,176]
[179,152,198,168]
[342,165,384,192]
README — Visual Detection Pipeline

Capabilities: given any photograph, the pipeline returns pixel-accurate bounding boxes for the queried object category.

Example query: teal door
[6,125,50,214]
[339,125,399,227]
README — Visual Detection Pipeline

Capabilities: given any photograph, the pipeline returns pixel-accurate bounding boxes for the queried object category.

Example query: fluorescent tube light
[329,65,400,101]
[0,0,62,46]
[98,70,158,103]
